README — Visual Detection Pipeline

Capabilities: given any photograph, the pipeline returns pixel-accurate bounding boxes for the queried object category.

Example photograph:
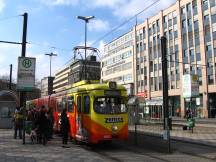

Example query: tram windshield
[94,97,127,114]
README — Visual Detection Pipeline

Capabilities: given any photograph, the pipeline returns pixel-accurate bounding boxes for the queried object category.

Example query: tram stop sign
[17,57,36,91]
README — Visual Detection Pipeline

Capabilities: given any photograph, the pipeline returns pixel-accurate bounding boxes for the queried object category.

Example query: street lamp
[77,15,95,80]
[45,52,57,77]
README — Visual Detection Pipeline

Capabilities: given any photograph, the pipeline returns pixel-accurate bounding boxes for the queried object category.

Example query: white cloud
[28,50,65,80]
[96,40,105,60]
[88,19,110,32]
[87,0,175,20]
[0,0,5,13]
[40,0,78,6]
[88,0,126,8]
[0,43,66,82]
[0,44,21,81]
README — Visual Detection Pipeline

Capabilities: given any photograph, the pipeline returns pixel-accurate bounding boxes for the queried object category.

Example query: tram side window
[77,96,82,113]
[57,99,63,112]
[84,96,90,114]
[67,96,74,112]
[62,97,67,110]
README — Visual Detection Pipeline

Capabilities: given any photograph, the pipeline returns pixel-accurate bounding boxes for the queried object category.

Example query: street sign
[17,57,36,91]
[182,74,199,98]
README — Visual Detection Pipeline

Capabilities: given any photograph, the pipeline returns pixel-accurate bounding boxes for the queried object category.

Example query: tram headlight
[112,125,118,133]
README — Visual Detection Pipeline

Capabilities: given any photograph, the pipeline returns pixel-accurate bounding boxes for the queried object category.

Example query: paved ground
[129,118,216,147]
[0,129,216,162]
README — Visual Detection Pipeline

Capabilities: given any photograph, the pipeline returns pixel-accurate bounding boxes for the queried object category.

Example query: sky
[0,0,175,82]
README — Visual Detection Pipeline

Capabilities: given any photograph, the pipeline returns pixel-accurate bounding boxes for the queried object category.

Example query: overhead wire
[90,0,161,48]
[0,15,20,22]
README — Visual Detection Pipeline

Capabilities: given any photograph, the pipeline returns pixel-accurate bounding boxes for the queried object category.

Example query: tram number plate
[104,90,120,96]
[105,117,123,123]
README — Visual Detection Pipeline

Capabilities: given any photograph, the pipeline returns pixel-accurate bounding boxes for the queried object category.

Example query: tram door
[76,94,90,140]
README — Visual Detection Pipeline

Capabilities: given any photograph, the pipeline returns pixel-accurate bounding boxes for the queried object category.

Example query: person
[185,108,190,120]
[176,107,180,117]
[105,99,112,113]
[47,108,54,140]
[13,106,24,139]
[60,108,70,146]
[37,105,49,145]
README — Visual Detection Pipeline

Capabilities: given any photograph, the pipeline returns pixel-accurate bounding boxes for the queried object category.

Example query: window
[168,19,172,27]
[186,3,192,11]
[77,96,82,113]
[94,97,127,114]
[204,15,209,25]
[188,18,192,26]
[173,17,177,24]
[196,52,201,61]
[206,44,212,51]
[164,15,168,22]
[194,20,199,29]
[211,14,216,24]
[169,29,173,39]
[193,0,198,15]
[202,0,208,10]
[67,96,74,112]
[210,0,216,7]
[181,7,186,14]
[190,49,195,62]
[174,30,178,38]
[84,96,90,114]
[182,19,186,28]
[143,27,146,38]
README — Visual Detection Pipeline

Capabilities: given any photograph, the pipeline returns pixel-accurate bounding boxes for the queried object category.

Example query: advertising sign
[17,57,36,91]
[182,74,199,98]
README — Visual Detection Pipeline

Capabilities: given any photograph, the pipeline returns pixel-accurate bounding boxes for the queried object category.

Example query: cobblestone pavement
[0,129,216,162]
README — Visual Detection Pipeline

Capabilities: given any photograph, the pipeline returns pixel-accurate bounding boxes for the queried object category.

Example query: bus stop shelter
[0,90,18,128]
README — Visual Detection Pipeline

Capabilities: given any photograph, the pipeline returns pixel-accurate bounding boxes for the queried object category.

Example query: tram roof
[66,80,126,93]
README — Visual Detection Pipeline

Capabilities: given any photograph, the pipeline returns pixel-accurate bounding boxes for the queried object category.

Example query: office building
[101,30,135,95]
[134,0,216,118]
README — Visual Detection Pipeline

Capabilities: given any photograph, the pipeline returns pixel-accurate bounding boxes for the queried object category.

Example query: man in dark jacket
[61,108,70,146]
[37,106,49,145]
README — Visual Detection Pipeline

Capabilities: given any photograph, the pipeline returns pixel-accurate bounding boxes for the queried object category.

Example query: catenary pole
[161,36,171,153]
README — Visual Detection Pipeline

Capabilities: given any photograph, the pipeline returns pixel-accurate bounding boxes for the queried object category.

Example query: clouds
[40,0,78,6]
[89,0,176,20]
[88,19,110,32]
[0,0,5,13]
[0,43,66,82]
[88,0,125,8]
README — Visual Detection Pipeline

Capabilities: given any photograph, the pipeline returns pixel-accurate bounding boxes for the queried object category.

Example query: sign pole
[20,12,28,145]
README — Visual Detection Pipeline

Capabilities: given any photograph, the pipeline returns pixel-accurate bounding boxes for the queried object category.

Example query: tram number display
[104,90,120,96]
[105,117,123,123]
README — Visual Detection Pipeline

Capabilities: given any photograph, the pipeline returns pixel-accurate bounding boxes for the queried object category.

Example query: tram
[27,80,128,144]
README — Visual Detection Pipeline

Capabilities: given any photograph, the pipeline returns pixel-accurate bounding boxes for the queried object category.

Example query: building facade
[41,77,54,97]
[53,66,70,94]
[101,30,135,95]
[68,55,101,85]
[134,0,216,118]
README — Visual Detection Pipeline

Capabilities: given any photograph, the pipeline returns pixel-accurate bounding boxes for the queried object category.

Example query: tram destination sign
[17,57,36,91]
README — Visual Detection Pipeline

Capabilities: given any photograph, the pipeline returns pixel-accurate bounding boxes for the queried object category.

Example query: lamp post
[77,15,95,80]
[45,52,57,77]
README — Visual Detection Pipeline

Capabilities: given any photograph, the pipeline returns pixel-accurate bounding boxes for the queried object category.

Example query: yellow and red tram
[27,80,128,144]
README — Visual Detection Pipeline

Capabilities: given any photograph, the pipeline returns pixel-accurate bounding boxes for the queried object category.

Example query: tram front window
[94,97,127,114]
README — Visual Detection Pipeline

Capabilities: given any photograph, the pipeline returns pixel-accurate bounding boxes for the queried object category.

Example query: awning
[145,99,163,106]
